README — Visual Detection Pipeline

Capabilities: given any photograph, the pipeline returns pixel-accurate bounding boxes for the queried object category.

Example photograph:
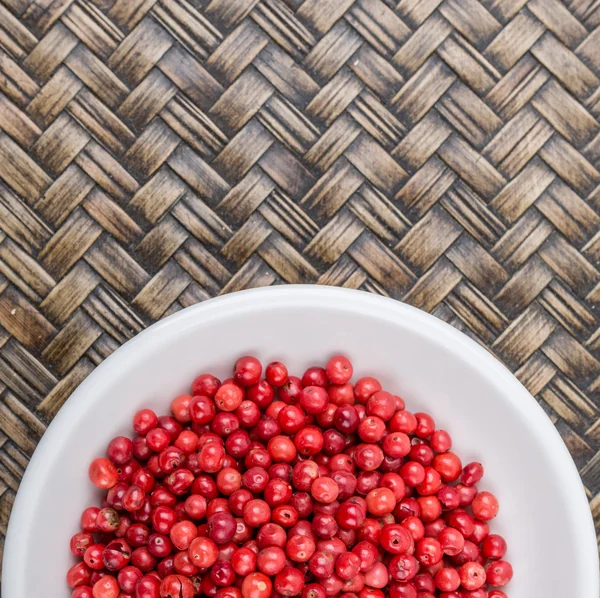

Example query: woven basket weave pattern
[0,0,599,567]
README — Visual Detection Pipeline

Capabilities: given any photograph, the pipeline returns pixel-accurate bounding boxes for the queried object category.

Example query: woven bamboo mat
[0,0,599,569]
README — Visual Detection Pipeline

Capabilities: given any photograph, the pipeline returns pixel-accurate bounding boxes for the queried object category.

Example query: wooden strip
[258,232,319,283]
[305,209,364,265]
[536,180,600,244]
[392,111,452,170]
[403,258,462,311]
[0,48,39,109]
[531,80,600,148]
[483,107,554,177]
[0,134,51,204]
[250,0,315,60]
[171,192,231,248]
[151,0,222,60]
[347,91,405,150]
[64,45,129,108]
[437,35,499,95]
[345,133,407,195]
[515,352,556,397]
[67,88,136,156]
[26,66,83,128]
[217,167,275,224]
[83,188,143,245]
[531,32,599,99]
[577,26,600,74]
[542,329,600,384]
[392,13,452,76]
[540,280,597,337]
[437,82,503,148]
[390,57,456,125]
[123,119,180,177]
[486,55,549,119]
[492,209,553,271]
[396,206,462,272]
[132,261,191,319]
[108,17,173,86]
[484,10,545,71]
[205,20,268,86]
[33,113,90,175]
[439,0,502,46]
[168,145,230,206]
[37,358,94,418]
[129,167,187,224]
[253,43,319,108]
[493,303,556,368]
[158,45,223,111]
[257,95,318,155]
[205,0,261,29]
[212,120,274,182]
[160,96,227,160]
[107,0,158,31]
[39,209,102,278]
[61,2,123,59]
[490,158,555,223]
[40,262,99,325]
[344,0,411,56]
[348,232,416,297]
[539,232,599,295]
[0,238,55,298]
[136,213,188,266]
[0,287,56,349]
[75,141,139,202]
[85,235,150,298]
[441,180,506,245]
[118,70,177,130]
[35,164,94,227]
[259,144,315,200]
[1,339,57,397]
[301,157,364,219]
[41,310,102,375]
[296,0,355,35]
[0,181,51,253]
[539,136,600,197]
[494,255,554,317]
[209,67,274,133]
[438,134,506,200]
[349,45,404,100]
[395,157,456,219]
[396,0,444,28]
[304,21,363,82]
[528,0,588,48]
[304,114,361,174]
[306,68,364,126]
[0,92,41,149]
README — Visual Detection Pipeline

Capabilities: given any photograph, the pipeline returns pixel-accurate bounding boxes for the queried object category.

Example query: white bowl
[3,286,598,596]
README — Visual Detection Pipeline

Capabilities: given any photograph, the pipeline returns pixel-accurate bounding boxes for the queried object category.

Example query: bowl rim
[3,285,599,595]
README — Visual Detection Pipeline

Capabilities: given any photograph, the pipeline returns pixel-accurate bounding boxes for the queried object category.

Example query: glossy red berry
[89,458,118,489]
[326,356,353,385]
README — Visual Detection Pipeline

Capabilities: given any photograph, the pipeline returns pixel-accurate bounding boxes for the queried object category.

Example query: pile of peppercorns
[66,356,513,598]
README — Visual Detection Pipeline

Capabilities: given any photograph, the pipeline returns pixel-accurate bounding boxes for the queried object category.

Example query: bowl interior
[3,287,598,597]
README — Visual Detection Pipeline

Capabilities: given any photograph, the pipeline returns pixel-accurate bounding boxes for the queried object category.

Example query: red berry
[458,561,486,590]
[266,361,288,387]
[485,560,513,586]
[471,491,499,521]
[234,356,262,387]
[241,572,272,598]
[159,574,194,598]
[89,458,118,489]
[326,356,353,385]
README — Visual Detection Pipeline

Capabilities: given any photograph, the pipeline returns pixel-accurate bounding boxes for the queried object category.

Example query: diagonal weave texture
[0,0,600,569]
